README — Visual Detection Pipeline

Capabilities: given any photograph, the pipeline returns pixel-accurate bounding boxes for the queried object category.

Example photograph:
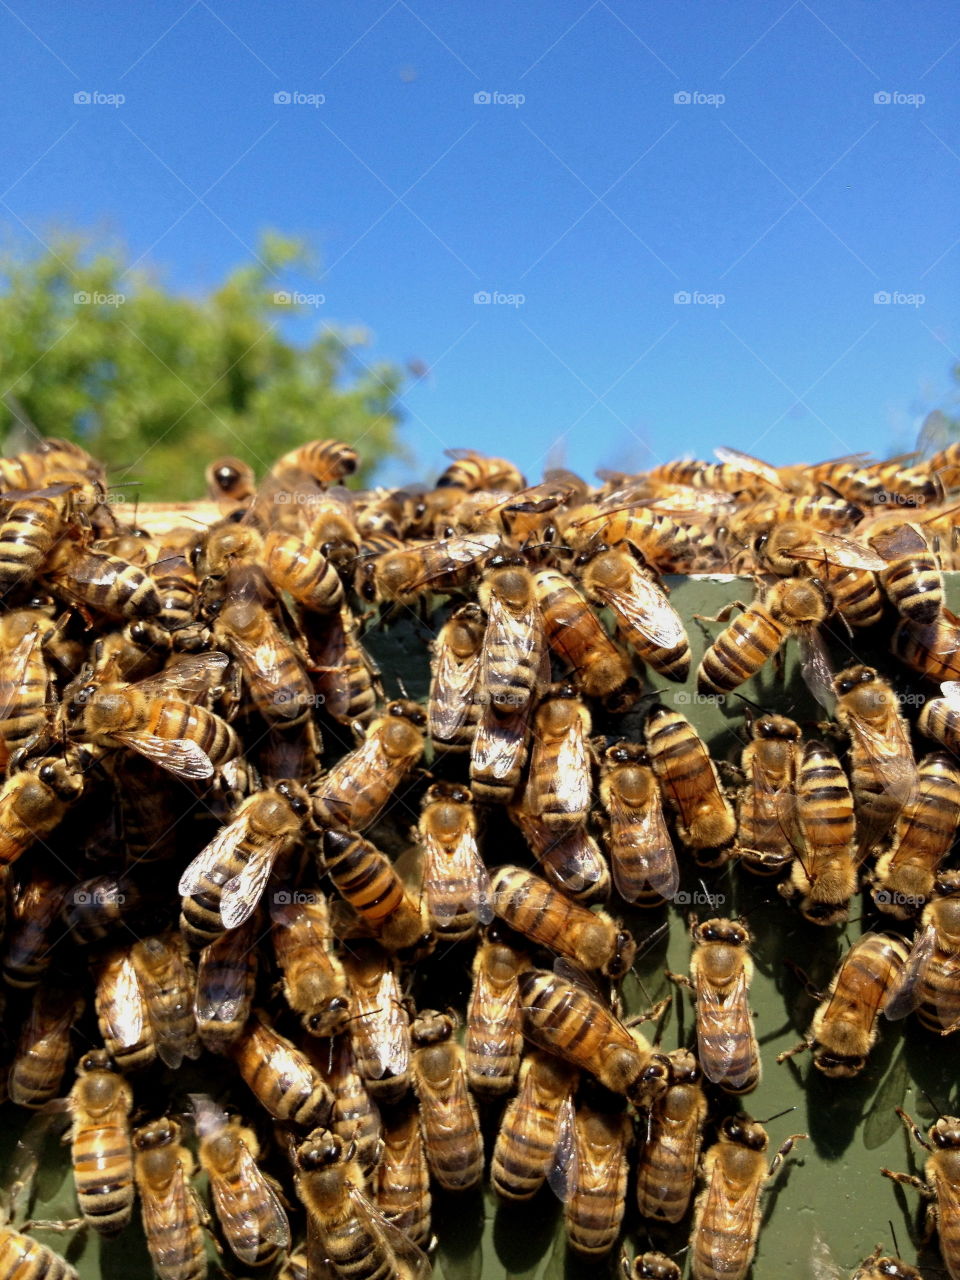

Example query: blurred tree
[0,232,405,497]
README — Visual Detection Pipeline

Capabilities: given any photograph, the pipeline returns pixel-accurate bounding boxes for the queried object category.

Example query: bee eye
[39,764,56,784]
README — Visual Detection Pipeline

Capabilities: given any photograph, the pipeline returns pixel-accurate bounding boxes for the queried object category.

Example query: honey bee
[311,700,426,831]
[0,436,101,492]
[490,1048,578,1200]
[757,522,885,630]
[179,781,312,944]
[644,706,736,854]
[4,871,65,988]
[150,545,201,640]
[205,457,255,509]
[634,1048,707,1223]
[668,918,760,1094]
[0,624,52,769]
[131,933,201,1069]
[60,875,134,949]
[0,751,85,868]
[427,604,484,753]
[191,1094,290,1268]
[410,1009,484,1191]
[371,532,500,605]
[132,1117,207,1280]
[562,1091,633,1256]
[884,874,960,1034]
[518,966,669,1105]
[271,439,359,488]
[66,1049,134,1236]
[272,891,351,1036]
[599,740,679,903]
[417,782,491,943]
[307,604,379,730]
[321,830,431,958]
[437,448,525,492]
[9,985,82,1108]
[341,942,412,1103]
[93,946,155,1072]
[522,685,593,831]
[0,1223,80,1280]
[90,618,171,684]
[690,1114,806,1280]
[291,1126,430,1280]
[563,503,696,573]
[509,807,612,902]
[318,1034,383,1179]
[867,519,944,623]
[621,1254,682,1280]
[919,681,960,752]
[867,753,960,918]
[373,1101,432,1247]
[779,739,858,926]
[651,450,784,496]
[533,566,631,699]
[477,553,547,712]
[42,538,162,621]
[469,698,532,806]
[777,933,908,1076]
[465,923,526,1097]
[0,484,73,595]
[734,714,802,876]
[881,1109,960,1280]
[891,609,960,685]
[263,530,344,613]
[194,917,258,1053]
[195,519,264,584]
[67,650,241,781]
[228,1011,332,1127]
[491,865,635,977]
[577,542,690,681]
[850,1246,922,1280]
[696,577,833,701]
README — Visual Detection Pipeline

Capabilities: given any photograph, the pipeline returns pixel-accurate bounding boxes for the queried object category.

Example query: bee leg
[775,1038,811,1065]
[894,1107,934,1152]
[23,1217,85,1232]
[881,1168,932,1197]
[767,1132,807,1179]
[693,602,747,626]
[664,970,693,991]
[626,996,672,1026]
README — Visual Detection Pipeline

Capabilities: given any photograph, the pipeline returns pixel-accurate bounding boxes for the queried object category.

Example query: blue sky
[2,1,958,485]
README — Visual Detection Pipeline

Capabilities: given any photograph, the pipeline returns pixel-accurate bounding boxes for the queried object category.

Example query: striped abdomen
[0,1227,78,1280]
[264,532,343,613]
[149,701,240,769]
[698,604,786,693]
[322,831,406,929]
[828,565,883,629]
[0,493,66,594]
[73,1119,134,1234]
[373,1103,432,1245]
[564,1106,631,1255]
[150,555,198,633]
[880,551,943,624]
[797,741,855,852]
[230,1017,331,1127]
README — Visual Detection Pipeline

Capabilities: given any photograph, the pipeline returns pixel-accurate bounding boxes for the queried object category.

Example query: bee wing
[469,960,521,1061]
[694,967,757,1090]
[133,651,231,700]
[356,971,410,1080]
[0,626,43,724]
[210,1146,290,1264]
[606,786,679,902]
[546,1093,579,1203]
[698,1158,764,1275]
[220,838,287,930]
[868,521,929,560]
[343,1179,432,1279]
[421,827,493,925]
[102,953,149,1047]
[940,680,960,706]
[220,625,307,721]
[407,533,501,592]
[713,446,784,490]
[178,818,249,897]
[552,715,592,818]
[116,730,214,781]
[471,706,527,782]
[139,1164,195,1275]
[552,957,609,1003]
[195,935,254,1025]
[480,590,544,683]
[597,565,687,650]
[845,713,918,810]
[788,531,887,571]
[799,630,836,714]
[428,642,481,739]
[883,924,936,1020]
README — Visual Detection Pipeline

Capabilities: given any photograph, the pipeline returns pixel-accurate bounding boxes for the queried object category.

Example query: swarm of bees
[0,437,959,1279]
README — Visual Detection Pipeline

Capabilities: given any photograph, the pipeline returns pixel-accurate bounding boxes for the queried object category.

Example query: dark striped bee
[66,1050,134,1236]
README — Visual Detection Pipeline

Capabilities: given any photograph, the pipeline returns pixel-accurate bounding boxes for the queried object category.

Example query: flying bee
[228,1011,332,1127]
[270,438,359,488]
[272,891,351,1036]
[518,966,669,1106]
[621,1254,682,1280]
[491,1049,578,1200]
[644,706,736,854]
[599,740,679,904]
[881,1109,960,1280]
[93,946,155,1072]
[562,1090,633,1256]
[131,933,201,1070]
[884,873,960,1034]
[477,552,547,713]
[66,1049,134,1236]
[321,830,432,959]
[491,865,635,978]
[577,542,690,681]
[0,750,85,868]
[205,456,255,509]
[263,529,344,613]
[436,448,525,492]
[179,780,312,945]
[734,714,802,876]
[417,781,492,943]
[410,1010,484,1191]
[465,922,527,1097]
[892,609,960,685]
[757,521,885,629]
[919,681,960,752]
[311,700,426,831]
[867,753,960,918]
[194,916,258,1053]
[533,566,632,699]
[307,604,379,730]
[777,932,908,1076]
[668,917,760,1094]
[522,684,593,831]
[373,1101,432,1247]
[427,603,484,753]
[634,1048,707,1224]
[66,649,241,781]
[132,1117,207,1280]
[42,536,161,621]
[690,1114,806,1280]
[0,624,52,769]
[779,739,858,926]
[9,985,82,1108]
[696,577,833,703]
[292,1126,430,1280]
[0,483,74,596]
[371,532,501,605]
[866,518,944,624]
[341,942,412,1103]
[191,1094,290,1268]
[509,807,612,902]
[4,871,65,988]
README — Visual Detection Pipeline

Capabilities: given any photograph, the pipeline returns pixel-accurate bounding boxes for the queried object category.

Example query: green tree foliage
[0,233,405,498]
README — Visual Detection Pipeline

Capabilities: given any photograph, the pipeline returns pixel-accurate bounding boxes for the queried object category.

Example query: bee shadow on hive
[434,1184,485,1280]
[492,1184,562,1278]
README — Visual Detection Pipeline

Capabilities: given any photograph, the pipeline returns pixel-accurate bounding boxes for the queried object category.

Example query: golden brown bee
[307,604,379,730]
[668,918,760,1094]
[777,932,908,1076]
[427,604,484,753]
[130,934,201,1070]
[651,450,784,496]
[734,714,802,876]
[228,1011,332,1127]
[263,529,344,613]
[644,706,736,854]
[477,553,547,713]
[867,519,944,623]
[522,684,593,831]
[469,697,532,806]
[563,503,696,574]
[93,946,155,1072]
[436,448,525,493]
[562,1092,632,1256]
[60,875,134,949]
[779,739,858,926]
[271,439,359,488]
[690,1114,806,1280]
[43,538,162,621]
[373,1101,432,1247]
[132,1117,207,1280]
[150,545,201,641]
[67,650,241,781]
[319,1034,383,1179]
[465,923,526,1097]
[884,874,960,1034]
[490,1049,578,1201]
[4,871,65,988]
[867,753,960,918]
[881,1109,960,1280]
[410,1009,484,1191]
[599,740,679,903]
[90,619,171,685]
[292,1126,430,1280]
[311,700,426,831]
[518,966,668,1105]
[621,1253,682,1280]
[577,542,690,681]
[891,609,960,685]
[0,483,73,595]
[417,781,491,943]
[0,751,85,868]
[634,1048,707,1223]
[194,917,258,1053]
[321,830,431,958]
[919,681,960,752]
[9,985,82,1108]
[340,942,411,1103]
[192,1095,290,1268]
[509,807,611,902]
[533,566,631,698]
[850,1246,922,1280]
[371,532,500,605]
[179,780,312,945]
[491,865,635,977]
[0,1223,80,1280]
[0,624,52,769]
[272,891,351,1036]
[196,519,264,584]
[0,436,101,492]
[205,456,255,508]
[66,1049,134,1236]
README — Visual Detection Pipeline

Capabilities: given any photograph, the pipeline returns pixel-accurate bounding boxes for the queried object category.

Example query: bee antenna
[756,1106,796,1125]
[923,1088,945,1119]
[888,1220,901,1258]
